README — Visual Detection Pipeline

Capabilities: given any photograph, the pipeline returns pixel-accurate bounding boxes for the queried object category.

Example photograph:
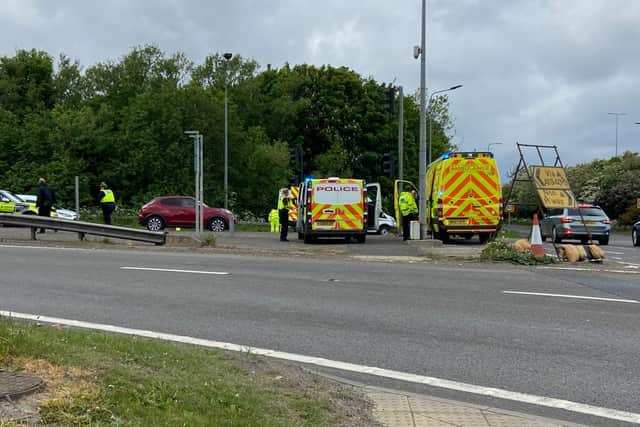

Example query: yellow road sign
[530,166,571,190]
[536,189,577,208]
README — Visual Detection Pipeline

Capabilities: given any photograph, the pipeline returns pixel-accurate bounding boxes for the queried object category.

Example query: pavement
[0,226,599,426]
[366,389,570,427]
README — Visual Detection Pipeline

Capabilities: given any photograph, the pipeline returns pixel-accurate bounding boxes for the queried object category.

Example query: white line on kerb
[503,291,639,304]
[1,310,639,424]
[121,266,229,275]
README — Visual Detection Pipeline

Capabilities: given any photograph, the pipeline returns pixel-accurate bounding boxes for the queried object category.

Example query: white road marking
[605,250,624,255]
[503,291,639,304]
[1,310,639,424]
[0,244,92,252]
[538,266,639,274]
[121,266,229,275]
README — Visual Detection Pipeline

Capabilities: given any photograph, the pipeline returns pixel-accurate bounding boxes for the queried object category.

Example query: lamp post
[607,112,626,157]
[487,142,503,152]
[428,85,462,164]
[417,0,427,239]
[223,52,233,210]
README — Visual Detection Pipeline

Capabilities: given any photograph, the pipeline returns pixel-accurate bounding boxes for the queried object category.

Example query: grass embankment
[0,319,367,426]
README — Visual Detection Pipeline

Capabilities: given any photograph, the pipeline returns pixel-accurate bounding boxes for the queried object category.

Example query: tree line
[504,151,640,224]
[0,46,455,217]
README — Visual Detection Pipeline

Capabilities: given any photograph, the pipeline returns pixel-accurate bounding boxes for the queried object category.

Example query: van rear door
[312,180,364,231]
[441,155,501,227]
[365,182,381,232]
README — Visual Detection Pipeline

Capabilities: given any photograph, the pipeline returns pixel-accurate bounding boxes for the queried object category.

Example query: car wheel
[146,215,165,231]
[633,228,640,247]
[378,225,390,236]
[552,226,562,243]
[580,237,589,244]
[208,217,226,232]
[598,236,609,246]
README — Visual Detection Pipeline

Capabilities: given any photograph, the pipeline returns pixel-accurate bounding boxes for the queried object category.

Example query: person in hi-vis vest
[98,182,116,225]
[268,208,279,232]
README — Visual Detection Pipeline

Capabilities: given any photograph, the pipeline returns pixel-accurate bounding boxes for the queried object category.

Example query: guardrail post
[78,232,85,241]
[30,227,37,240]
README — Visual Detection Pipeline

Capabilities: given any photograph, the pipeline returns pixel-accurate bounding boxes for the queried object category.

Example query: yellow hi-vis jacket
[399,191,418,216]
[268,209,278,222]
[100,189,115,203]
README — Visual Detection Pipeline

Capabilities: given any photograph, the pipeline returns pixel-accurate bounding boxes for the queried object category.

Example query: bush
[480,241,556,265]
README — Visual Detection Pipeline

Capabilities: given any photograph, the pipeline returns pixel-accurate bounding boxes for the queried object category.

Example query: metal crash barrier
[0,214,166,246]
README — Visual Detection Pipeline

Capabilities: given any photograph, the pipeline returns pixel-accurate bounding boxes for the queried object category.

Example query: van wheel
[378,225,390,236]
[356,234,366,243]
[438,231,449,243]
[304,233,313,244]
[479,233,491,244]
[632,228,640,247]
[298,232,304,240]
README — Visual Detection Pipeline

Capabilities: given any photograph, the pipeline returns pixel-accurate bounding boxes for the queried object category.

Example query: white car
[17,194,78,220]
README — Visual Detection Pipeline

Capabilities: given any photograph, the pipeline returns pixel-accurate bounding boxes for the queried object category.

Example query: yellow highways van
[295,178,381,244]
[395,152,503,243]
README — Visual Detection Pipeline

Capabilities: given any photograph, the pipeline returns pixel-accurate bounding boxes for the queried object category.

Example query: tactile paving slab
[0,370,44,399]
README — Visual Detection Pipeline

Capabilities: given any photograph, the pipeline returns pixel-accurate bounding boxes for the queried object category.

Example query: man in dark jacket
[35,177,55,233]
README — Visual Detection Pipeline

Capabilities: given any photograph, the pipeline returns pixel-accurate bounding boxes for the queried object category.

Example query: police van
[295,178,381,243]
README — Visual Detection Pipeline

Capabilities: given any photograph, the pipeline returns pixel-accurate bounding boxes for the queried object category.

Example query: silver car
[540,205,611,245]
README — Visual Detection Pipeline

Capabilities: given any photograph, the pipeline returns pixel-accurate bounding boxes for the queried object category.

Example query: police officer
[278,189,292,241]
[399,189,418,241]
[98,182,116,225]
[36,177,55,233]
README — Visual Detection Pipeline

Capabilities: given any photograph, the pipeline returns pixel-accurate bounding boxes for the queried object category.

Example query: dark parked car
[633,220,640,247]
[138,196,235,232]
[540,205,611,245]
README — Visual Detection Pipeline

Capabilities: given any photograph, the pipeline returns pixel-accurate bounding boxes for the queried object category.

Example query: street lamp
[487,142,503,152]
[607,112,627,157]
[223,52,233,210]
[428,85,462,164]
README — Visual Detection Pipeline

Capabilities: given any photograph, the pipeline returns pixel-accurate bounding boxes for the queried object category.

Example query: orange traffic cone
[530,213,545,258]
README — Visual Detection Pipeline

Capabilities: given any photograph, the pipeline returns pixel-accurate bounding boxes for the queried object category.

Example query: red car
[138,196,235,232]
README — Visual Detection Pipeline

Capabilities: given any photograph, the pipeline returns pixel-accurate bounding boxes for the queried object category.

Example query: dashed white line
[0,310,638,424]
[121,266,229,275]
[503,291,639,304]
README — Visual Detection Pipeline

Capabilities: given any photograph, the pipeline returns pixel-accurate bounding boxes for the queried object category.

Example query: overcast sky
[2,0,639,178]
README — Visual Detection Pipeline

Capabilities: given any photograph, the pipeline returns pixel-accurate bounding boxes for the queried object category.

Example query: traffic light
[290,148,299,168]
[388,88,395,114]
[382,151,395,178]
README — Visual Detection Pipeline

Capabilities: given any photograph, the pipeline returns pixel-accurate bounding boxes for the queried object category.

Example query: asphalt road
[0,241,638,424]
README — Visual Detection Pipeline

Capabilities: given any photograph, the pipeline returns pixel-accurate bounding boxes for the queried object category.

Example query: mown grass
[0,318,346,426]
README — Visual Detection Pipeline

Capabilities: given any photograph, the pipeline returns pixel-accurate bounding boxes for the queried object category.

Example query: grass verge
[0,318,372,426]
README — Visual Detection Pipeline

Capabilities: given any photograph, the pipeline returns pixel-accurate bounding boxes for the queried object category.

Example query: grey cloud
[1,0,638,177]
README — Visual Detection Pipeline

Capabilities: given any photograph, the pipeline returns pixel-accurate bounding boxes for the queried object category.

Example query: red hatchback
[138,196,235,232]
